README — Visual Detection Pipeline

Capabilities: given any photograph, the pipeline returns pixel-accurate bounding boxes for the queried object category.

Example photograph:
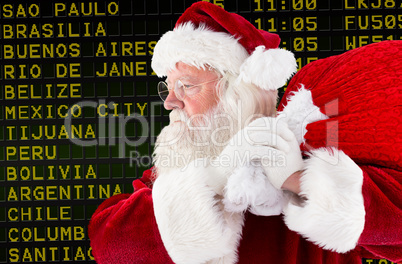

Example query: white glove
[205,116,299,195]
[254,116,304,189]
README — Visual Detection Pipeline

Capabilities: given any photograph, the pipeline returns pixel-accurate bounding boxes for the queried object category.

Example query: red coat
[89,167,401,264]
[89,41,402,263]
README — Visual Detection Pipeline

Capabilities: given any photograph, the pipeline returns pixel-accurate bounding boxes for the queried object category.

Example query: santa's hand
[255,117,304,190]
[205,117,294,195]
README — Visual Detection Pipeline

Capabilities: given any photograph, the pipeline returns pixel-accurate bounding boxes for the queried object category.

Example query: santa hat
[151,2,297,91]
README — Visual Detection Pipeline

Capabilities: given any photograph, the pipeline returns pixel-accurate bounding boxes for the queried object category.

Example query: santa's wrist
[281,170,303,194]
[265,162,303,190]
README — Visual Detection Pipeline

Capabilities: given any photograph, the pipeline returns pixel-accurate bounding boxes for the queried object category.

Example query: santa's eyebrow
[179,76,191,80]
[165,75,195,85]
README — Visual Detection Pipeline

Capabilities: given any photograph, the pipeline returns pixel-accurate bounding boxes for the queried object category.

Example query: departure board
[0,0,400,263]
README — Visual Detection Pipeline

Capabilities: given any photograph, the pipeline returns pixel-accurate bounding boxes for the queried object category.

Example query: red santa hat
[151,2,297,91]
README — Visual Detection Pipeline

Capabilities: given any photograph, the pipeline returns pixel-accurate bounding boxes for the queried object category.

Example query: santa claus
[88,2,402,263]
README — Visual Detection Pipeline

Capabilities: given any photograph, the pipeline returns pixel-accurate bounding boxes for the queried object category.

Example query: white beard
[153,103,239,177]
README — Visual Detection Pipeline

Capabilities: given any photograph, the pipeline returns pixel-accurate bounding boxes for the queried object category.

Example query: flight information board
[0,0,400,263]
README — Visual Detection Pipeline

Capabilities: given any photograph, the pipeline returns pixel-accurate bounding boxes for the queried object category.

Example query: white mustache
[169,109,188,123]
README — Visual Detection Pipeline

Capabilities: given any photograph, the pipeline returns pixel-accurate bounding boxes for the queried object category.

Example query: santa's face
[153,63,236,175]
[163,62,221,117]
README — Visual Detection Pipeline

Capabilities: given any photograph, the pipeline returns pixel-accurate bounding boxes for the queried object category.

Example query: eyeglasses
[157,79,220,101]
